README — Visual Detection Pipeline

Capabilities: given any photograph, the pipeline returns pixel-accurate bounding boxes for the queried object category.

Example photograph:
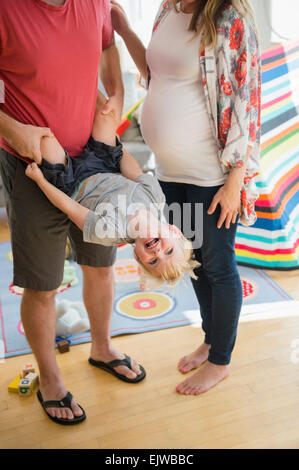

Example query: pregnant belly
[140,82,215,158]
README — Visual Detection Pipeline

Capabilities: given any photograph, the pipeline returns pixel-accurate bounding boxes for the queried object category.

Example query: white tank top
[140,7,226,187]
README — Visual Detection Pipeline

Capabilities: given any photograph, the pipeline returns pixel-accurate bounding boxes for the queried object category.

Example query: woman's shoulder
[217,3,258,50]
[218,3,255,36]
[153,0,173,32]
[156,0,173,17]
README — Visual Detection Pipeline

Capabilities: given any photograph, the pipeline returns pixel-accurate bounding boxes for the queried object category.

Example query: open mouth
[144,238,159,249]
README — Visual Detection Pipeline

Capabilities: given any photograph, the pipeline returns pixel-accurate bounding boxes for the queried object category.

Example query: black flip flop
[37,389,86,425]
[88,354,146,383]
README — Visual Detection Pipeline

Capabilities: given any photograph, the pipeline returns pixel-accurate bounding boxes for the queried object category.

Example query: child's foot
[177,343,211,373]
[176,361,230,396]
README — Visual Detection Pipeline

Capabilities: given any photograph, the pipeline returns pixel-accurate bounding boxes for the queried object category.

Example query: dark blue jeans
[159,181,243,365]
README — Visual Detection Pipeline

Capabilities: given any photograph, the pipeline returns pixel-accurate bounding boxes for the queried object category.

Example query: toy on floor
[21,362,35,378]
[55,298,90,337]
[8,362,39,396]
[8,374,21,393]
[57,339,70,354]
[18,372,39,396]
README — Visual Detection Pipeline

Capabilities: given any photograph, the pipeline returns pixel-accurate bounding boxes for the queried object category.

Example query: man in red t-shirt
[0,0,145,424]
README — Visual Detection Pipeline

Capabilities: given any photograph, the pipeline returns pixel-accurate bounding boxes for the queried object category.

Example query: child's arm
[25,163,88,231]
[120,147,143,181]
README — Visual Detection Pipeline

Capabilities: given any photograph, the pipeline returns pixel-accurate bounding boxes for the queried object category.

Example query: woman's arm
[209,11,261,228]
[208,147,251,229]
[110,1,148,80]
[25,163,89,230]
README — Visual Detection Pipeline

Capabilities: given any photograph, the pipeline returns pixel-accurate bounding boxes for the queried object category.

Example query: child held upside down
[25,92,199,287]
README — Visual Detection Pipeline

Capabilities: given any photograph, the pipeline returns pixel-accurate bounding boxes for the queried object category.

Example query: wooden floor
[0,210,299,449]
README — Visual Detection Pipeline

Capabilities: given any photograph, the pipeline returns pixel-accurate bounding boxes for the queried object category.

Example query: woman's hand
[110,0,131,38]
[208,178,242,229]
[25,162,44,184]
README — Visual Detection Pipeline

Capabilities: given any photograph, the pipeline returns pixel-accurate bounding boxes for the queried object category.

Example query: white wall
[250,0,274,51]
[115,0,162,72]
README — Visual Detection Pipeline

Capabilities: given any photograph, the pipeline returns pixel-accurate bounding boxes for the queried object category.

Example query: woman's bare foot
[176,361,230,396]
[177,343,211,373]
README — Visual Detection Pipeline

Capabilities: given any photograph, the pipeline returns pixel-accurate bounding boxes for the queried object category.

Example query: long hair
[171,0,257,47]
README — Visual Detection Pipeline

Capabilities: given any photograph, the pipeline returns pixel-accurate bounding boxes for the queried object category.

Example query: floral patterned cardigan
[145,1,261,226]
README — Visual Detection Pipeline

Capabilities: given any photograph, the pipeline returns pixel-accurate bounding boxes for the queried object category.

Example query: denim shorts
[41,136,123,196]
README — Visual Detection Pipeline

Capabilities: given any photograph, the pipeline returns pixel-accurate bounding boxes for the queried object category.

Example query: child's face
[134,225,184,276]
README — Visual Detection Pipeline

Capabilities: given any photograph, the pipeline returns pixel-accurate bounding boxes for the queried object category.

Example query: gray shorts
[0,148,116,291]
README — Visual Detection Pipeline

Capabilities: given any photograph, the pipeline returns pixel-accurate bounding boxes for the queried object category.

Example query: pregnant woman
[111,0,261,395]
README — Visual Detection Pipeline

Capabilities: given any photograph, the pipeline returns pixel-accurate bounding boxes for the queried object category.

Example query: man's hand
[8,123,54,164]
[25,162,44,184]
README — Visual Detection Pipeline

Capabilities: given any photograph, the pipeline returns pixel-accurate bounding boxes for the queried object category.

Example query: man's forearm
[0,109,22,144]
[100,42,124,113]
[37,177,89,230]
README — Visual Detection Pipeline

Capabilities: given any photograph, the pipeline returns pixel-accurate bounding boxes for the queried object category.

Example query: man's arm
[0,109,53,163]
[99,40,124,123]
[25,163,89,230]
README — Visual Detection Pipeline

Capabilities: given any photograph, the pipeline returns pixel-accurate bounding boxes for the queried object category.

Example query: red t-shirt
[0,0,114,160]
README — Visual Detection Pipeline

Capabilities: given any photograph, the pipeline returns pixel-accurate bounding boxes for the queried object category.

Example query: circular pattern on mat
[115,291,175,320]
[17,320,25,336]
[113,258,140,283]
[241,277,258,301]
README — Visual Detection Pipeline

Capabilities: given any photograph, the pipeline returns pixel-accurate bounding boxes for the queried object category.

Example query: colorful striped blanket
[236,39,299,270]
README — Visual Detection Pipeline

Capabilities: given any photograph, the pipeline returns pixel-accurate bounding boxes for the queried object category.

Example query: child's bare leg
[92,91,142,181]
[40,135,67,165]
[120,147,142,181]
[92,91,118,146]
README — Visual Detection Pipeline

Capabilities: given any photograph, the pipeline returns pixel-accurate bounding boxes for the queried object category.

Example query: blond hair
[137,235,200,290]
[171,0,257,48]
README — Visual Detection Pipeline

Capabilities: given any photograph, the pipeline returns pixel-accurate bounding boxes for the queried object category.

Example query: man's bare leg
[81,265,142,379]
[21,289,83,419]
